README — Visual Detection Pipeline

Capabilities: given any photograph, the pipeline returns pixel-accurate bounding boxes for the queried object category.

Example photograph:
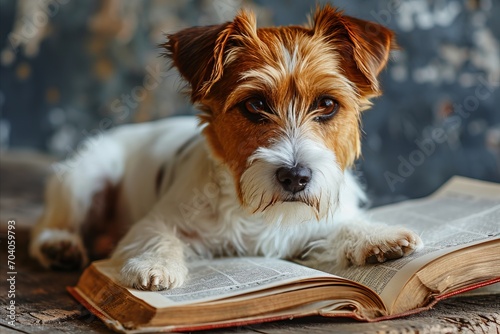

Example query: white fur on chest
[114,116,365,261]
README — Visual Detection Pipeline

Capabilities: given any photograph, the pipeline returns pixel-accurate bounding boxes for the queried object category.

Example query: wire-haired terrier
[31,5,422,291]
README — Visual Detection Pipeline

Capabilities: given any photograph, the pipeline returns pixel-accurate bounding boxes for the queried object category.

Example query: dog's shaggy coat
[30,5,422,291]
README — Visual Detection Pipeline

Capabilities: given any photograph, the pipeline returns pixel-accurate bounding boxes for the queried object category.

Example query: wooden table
[1,151,499,334]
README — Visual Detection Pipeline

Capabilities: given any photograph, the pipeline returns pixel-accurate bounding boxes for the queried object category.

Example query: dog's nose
[276,165,312,194]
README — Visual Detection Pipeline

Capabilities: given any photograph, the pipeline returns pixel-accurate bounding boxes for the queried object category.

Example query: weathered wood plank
[0,229,111,334]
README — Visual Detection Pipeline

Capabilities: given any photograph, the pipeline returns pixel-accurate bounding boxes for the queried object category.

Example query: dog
[30,5,422,291]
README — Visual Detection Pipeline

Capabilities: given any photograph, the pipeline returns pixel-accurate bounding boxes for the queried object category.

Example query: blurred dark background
[0,0,499,206]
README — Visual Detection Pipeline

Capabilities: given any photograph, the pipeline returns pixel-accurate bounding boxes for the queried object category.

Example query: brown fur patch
[80,181,125,260]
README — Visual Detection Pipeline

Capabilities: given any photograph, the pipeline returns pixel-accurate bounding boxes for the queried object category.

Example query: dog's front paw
[30,229,88,270]
[120,257,188,291]
[348,227,423,266]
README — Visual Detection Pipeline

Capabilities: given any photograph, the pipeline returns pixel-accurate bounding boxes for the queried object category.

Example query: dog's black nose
[276,165,312,194]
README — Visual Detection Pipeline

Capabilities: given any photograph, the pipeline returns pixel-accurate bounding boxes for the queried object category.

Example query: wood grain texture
[0,152,499,334]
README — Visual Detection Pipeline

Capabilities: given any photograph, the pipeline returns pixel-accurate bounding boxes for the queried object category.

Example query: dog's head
[164,5,394,224]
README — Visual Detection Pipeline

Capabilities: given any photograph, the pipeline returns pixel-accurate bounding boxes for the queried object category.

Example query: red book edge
[67,286,331,333]
[365,276,500,322]
[67,276,500,332]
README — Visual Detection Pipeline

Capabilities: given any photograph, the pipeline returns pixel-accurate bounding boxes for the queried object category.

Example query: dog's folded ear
[312,5,395,99]
[163,11,257,102]
[163,23,231,101]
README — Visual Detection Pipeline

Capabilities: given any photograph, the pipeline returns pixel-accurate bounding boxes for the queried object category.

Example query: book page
[370,177,499,249]
[333,177,500,305]
[127,257,336,307]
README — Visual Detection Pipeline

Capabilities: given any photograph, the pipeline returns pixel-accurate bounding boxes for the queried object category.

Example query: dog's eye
[245,98,266,114]
[239,98,269,123]
[313,97,339,122]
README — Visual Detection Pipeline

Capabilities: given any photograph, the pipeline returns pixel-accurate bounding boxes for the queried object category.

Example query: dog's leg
[111,216,188,291]
[308,219,423,270]
[335,219,423,267]
[30,136,125,269]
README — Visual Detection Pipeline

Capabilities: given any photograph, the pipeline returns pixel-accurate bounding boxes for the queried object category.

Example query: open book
[69,176,500,333]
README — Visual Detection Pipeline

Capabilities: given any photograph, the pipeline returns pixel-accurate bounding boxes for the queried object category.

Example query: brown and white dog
[30,5,422,291]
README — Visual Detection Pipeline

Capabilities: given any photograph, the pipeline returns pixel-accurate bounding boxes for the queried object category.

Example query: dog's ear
[163,11,257,102]
[163,23,232,102]
[312,5,395,99]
